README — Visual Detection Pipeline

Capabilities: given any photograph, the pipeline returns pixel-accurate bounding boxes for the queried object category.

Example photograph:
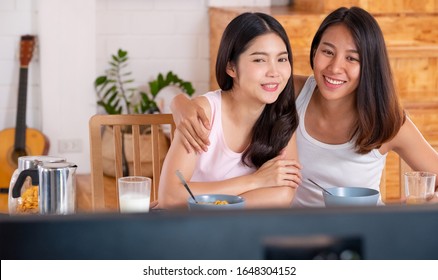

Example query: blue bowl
[323,187,379,207]
[188,194,245,210]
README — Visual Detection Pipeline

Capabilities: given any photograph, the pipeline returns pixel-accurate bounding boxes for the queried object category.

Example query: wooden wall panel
[391,57,438,102]
[376,15,438,46]
[404,104,438,146]
[292,0,438,13]
[385,151,402,200]
[275,14,323,49]
[209,8,239,90]
[293,54,313,76]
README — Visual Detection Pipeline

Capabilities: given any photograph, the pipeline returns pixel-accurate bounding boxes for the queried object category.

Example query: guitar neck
[14,67,29,151]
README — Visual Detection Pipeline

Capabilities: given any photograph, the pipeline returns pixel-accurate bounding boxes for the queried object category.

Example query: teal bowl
[323,187,379,207]
[188,194,245,210]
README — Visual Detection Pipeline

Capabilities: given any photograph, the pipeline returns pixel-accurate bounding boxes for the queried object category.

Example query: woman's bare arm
[240,133,302,207]
[171,75,309,153]
[170,94,211,153]
[388,116,438,187]
[158,131,302,209]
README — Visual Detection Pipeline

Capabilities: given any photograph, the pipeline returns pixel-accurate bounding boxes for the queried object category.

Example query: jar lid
[39,161,76,170]
[18,156,66,171]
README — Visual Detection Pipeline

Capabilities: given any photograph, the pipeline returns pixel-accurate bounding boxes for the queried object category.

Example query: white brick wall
[0,0,39,130]
[0,0,283,173]
[96,0,211,96]
[209,0,270,7]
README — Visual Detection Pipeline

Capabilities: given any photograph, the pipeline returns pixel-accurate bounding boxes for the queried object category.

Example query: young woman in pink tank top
[158,12,301,209]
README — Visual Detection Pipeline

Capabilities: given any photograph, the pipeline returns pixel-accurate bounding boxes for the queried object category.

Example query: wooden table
[76,174,119,212]
[0,174,118,214]
[1,174,436,214]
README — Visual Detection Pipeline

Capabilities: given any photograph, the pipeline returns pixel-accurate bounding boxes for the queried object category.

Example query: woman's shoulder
[200,90,221,102]
[293,75,310,98]
[197,90,222,122]
[382,116,421,154]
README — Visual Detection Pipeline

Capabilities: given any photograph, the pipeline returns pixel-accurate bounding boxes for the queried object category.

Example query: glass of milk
[118,176,151,213]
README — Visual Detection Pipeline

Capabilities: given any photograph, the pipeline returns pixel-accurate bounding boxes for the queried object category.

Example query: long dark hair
[215,12,298,168]
[310,7,405,154]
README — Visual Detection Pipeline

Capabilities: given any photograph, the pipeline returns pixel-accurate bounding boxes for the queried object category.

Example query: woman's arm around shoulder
[170,93,211,153]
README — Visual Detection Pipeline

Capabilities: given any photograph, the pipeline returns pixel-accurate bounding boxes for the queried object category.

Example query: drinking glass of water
[404,172,436,205]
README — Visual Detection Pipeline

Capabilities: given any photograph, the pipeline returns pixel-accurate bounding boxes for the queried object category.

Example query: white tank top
[292,76,387,207]
[191,90,256,182]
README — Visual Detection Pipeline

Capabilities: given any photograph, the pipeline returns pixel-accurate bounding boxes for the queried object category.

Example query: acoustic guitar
[0,35,49,196]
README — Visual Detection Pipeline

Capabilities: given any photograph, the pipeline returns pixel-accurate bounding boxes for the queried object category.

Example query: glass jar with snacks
[8,156,65,215]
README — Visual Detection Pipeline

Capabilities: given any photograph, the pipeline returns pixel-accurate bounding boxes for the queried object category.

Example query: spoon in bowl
[175,169,198,203]
[308,178,334,196]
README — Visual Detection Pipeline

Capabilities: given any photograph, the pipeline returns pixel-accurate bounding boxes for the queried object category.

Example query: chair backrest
[89,114,175,211]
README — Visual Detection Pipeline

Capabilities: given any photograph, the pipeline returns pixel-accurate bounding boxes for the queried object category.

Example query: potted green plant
[94,49,195,115]
[94,49,195,177]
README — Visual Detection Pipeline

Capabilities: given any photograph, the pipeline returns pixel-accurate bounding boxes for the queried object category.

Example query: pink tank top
[190,90,256,182]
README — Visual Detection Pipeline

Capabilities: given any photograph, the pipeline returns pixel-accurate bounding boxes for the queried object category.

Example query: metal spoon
[308,178,334,196]
[175,170,198,203]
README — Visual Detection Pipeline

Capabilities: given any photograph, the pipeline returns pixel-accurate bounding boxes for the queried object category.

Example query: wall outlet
[58,139,82,153]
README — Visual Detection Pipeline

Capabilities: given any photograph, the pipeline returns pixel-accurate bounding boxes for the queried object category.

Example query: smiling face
[227,33,291,105]
[312,23,361,102]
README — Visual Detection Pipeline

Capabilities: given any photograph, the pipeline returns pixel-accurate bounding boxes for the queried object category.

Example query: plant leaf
[95,76,107,86]
[118,49,127,58]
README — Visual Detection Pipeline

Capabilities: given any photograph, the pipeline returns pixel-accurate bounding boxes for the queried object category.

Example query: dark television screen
[1,204,438,260]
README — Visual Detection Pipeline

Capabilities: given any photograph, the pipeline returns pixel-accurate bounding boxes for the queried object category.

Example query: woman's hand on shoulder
[170,94,211,153]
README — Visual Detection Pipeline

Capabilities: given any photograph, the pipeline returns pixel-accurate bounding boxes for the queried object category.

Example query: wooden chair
[89,114,175,211]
